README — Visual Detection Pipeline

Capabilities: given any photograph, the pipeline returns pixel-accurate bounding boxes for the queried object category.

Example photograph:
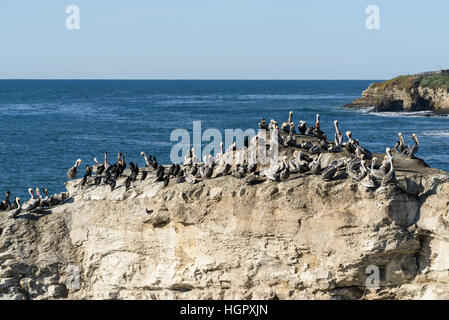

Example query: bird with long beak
[67,159,82,180]
[22,188,38,211]
[35,188,42,201]
[412,133,419,145]
[406,133,420,158]
[334,120,343,146]
[9,197,21,219]
[315,114,320,130]
[398,132,406,152]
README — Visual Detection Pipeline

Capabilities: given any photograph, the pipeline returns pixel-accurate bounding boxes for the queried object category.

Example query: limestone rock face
[1,159,449,300]
[345,74,449,113]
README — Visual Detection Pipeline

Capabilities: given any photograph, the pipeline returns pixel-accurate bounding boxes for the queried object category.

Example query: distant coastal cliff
[345,70,449,113]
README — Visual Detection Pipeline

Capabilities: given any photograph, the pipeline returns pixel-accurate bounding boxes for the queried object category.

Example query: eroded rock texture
[1,154,449,300]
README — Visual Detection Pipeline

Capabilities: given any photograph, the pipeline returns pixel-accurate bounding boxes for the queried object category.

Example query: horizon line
[0,78,384,81]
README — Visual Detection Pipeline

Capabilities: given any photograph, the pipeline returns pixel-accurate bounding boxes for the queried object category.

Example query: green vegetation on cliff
[371,72,449,91]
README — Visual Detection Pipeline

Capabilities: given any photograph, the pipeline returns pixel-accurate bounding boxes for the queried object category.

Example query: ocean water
[1,80,449,201]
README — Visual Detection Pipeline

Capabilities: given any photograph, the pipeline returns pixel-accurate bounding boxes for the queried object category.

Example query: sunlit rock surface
[1,150,449,300]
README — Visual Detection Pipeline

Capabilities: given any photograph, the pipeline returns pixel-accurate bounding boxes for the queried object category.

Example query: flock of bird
[1,111,421,219]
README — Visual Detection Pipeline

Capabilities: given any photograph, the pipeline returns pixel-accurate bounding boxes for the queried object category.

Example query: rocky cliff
[1,152,449,300]
[345,71,449,113]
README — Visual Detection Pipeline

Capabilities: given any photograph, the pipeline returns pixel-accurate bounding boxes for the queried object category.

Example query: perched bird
[94,176,102,186]
[0,190,11,211]
[125,177,132,191]
[110,179,116,191]
[141,171,148,181]
[67,159,82,180]
[9,197,21,219]
[141,152,152,168]
[321,163,338,181]
[163,175,170,188]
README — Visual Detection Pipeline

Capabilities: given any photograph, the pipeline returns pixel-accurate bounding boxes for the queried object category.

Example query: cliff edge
[1,150,449,300]
[345,71,449,113]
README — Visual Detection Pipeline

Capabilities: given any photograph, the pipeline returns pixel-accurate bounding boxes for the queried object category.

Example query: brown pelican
[280,157,290,181]
[9,197,21,219]
[176,169,186,183]
[214,142,225,165]
[216,163,231,177]
[281,111,293,134]
[298,120,307,135]
[355,141,373,160]
[345,131,356,154]
[92,158,105,175]
[405,133,419,158]
[369,157,386,180]
[392,140,401,153]
[247,149,258,173]
[334,120,343,146]
[231,163,245,178]
[285,131,296,147]
[319,134,329,151]
[382,148,396,186]
[309,145,322,155]
[103,152,111,170]
[268,119,280,133]
[22,188,39,212]
[39,189,51,208]
[141,152,152,168]
[300,141,313,150]
[329,158,347,169]
[185,172,199,184]
[118,152,126,171]
[346,158,367,181]
[289,151,308,174]
[359,160,378,189]
[321,162,337,181]
[306,114,325,138]
[398,133,406,153]
[241,173,259,185]
[262,162,281,182]
[310,154,322,175]
[67,159,82,180]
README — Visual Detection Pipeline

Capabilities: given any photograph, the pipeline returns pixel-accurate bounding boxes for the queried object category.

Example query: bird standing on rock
[67,159,82,180]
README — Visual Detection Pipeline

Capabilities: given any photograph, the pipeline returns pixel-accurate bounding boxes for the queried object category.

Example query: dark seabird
[110,179,116,191]
[298,121,307,135]
[0,190,11,211]
[321,163,337,181]
[163,175,170,188]
[259,118,268,130]
[94,176,102,186]
[125,177,132,191]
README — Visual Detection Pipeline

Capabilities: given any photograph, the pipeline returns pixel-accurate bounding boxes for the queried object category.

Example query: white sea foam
[369,111,436,118]
[422,130,449,138]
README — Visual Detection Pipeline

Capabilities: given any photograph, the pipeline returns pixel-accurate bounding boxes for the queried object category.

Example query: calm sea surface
[1,80,448,200]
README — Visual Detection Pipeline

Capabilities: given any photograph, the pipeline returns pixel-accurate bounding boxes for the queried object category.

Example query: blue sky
[0,0,447,79]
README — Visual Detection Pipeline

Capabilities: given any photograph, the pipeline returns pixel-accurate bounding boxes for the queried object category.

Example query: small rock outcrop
[1,153,449,300]
[345,71,449,113]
